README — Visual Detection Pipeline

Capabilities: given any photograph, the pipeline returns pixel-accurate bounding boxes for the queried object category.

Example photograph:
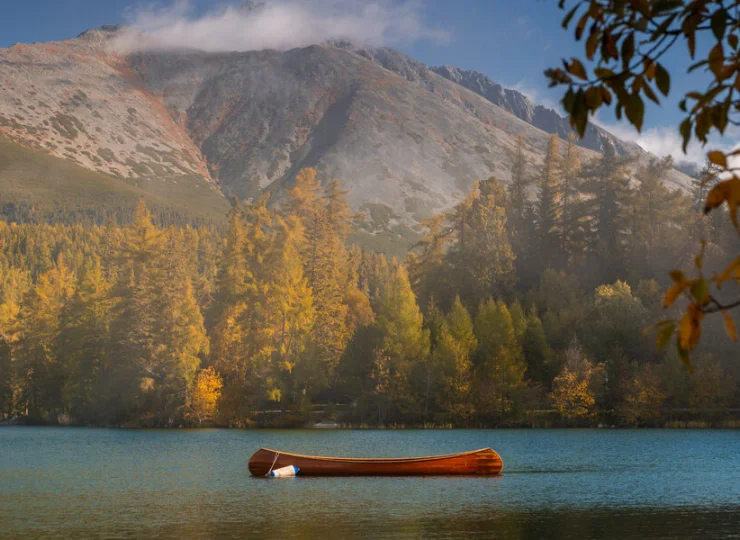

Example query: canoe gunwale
[257,447,498,463]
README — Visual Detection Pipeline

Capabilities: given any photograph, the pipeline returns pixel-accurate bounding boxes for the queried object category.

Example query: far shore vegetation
[2,136,739,429]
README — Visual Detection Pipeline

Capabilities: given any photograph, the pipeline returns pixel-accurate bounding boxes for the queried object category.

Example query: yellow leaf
[714,256,740,288]
[707,150,728,168]
[567,59,588,80]
[704,177,740,231]
[669,270,685,283]
[678,310,693,349]
[722,311,738,342]
[644,60,656,80]
[678,304,703,351]
[664,282,687,308]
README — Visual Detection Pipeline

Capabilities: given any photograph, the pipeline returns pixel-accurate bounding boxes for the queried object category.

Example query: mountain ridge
[0,27,693,251]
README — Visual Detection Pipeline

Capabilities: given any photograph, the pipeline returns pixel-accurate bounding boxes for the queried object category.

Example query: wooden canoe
[248,447,503,476]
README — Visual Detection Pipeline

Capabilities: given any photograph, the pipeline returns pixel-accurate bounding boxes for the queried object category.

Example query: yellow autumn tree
[191,367,223,424]
[549,337,599,422]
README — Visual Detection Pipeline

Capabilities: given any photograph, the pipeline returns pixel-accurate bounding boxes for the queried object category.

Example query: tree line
[0,140,738,427]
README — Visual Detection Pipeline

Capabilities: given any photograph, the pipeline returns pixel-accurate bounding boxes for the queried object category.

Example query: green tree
[375,266,430,422]
[522,307,553,387]
[560,133,585,264]
[579,144,633,284]
[433,296,478,424]
[535,133,563,267]
[474,299,527,423]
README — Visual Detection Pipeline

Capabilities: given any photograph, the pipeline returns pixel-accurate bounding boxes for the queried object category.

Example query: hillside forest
[1,134,739,428]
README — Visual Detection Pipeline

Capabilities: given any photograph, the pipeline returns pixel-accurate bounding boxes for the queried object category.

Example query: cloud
[510,80,563,113]
[111,0,451,54]
[593,116,740,170]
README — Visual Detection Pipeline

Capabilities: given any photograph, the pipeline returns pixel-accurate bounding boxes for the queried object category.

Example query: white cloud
[510,80,562,113]
[593,116,740,170]
[111,0,450,54]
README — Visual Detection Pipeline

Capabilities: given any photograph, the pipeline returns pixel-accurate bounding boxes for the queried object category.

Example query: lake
[1,428,739,539]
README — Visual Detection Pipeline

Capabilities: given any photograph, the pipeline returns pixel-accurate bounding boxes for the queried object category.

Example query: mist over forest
[1,135,738,428]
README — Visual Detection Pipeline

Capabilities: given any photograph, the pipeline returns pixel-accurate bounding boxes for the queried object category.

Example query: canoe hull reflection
[248,447,503,476]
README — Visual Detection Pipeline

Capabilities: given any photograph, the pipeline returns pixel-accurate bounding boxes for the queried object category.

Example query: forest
[1,134,739,428]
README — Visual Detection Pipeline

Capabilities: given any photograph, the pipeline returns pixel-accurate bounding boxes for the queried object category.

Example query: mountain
[0,26,693,250]
[430,66,642,156]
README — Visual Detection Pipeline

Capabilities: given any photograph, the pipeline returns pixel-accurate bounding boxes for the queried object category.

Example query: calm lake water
[1,428,739,539]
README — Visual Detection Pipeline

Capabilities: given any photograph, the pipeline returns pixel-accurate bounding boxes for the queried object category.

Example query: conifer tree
[375,266,430,420]
[435,296,477,423]
[211,199,251,319]
[287,168,324,285]
[16,254,75,420]
[61,258,111,420]
[560,133,585,264]
[522,307,553,388]
[408,214,452,310]
[0,266,30,418]
[630,157,690,279]
[449,178,516,304]
[508,135,532,232]
[579,143,633,284]
[535,133,563,267]
[267,215,315,404]
[507,135,538,288]
[474,299,526,422]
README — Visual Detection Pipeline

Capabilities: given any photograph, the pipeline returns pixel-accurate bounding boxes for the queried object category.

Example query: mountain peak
[77,25,125,41]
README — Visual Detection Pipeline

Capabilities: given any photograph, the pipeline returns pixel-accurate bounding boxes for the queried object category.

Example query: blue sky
[0,0,728,163]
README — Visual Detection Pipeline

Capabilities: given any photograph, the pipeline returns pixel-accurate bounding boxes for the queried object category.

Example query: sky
[0,0,734,165]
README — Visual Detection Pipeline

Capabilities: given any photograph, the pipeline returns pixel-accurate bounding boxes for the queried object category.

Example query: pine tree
[266,215,315,405]
[0,266,30,418]
[508,135,532,232]
[507,135,538,289]
[560,133,585,264]
[630,157,689,279]
[535,133,563,268]
[408,214,452,310]
[287,168,324,286]
[211,199,252,318]
[579,143,633,284]
[16,254,76,421]
[436,296,477,423]
[522,307,553,388]
[474,299,527,423]
[61,258,111,421]
[449,178,516,304]
[375,266,430,421]
[690,162,725,244]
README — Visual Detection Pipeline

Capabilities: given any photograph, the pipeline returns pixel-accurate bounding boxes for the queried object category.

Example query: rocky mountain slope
[430,66,640,156]
[0,26,692,248]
